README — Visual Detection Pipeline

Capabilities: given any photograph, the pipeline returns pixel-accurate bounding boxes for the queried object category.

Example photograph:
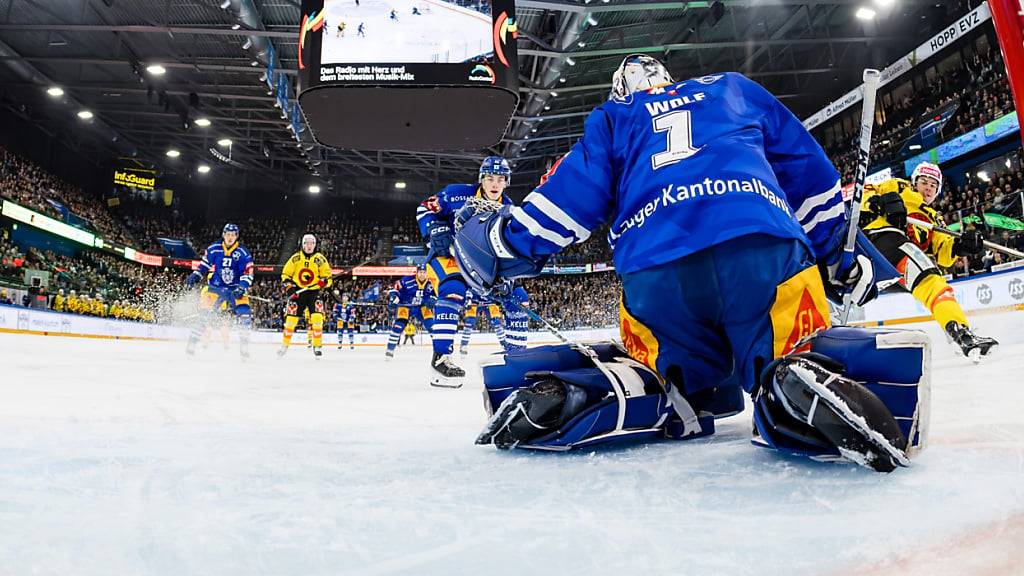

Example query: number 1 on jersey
[651,110,701,170]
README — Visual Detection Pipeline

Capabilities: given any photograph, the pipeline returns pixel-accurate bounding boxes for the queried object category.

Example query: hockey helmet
[479,156,511,184]
[223,223,240,234]
[610,54,674,101]
[911,162,942,190]
[301,233,317,252]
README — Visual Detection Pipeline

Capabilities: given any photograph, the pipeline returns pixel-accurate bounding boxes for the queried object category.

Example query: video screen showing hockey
[3,0,1024,574]
[319,0,493,64]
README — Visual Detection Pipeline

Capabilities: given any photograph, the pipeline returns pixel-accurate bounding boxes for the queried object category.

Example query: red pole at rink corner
[988,0,1024,148]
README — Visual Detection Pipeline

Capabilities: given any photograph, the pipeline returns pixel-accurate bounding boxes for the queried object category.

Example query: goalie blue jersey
[197,242,254,290]
[504,73,844,274]
[416,184,512,239]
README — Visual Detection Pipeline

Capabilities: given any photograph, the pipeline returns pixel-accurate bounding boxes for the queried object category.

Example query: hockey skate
[276,344,288,359]
[185,339,197,356]
[459,346,469,356]
[313,346,323,359]
[429,352,465,388]
[385,349,394,361]
[945,322,998,362]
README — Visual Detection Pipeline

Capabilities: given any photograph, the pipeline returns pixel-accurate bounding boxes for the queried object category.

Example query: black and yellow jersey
[281,251,333,290]
[861,178,957,268]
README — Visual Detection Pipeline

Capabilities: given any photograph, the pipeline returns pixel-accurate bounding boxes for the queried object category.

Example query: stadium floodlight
[146,64,167,75]
[231,23,241,30]
[77,110,93,120]
[976,171,989,182]
[217,138,232,147]
[586,15,598,26]
[308,185,321,194]
[873,0,894,6]
[46,87,64,97]
[909,144,921,150]
[194,118,211,127]
[855,7,876,20]
[165,149,180,158]
[242,39,252,51]
[394,181,407,189]
[544,105,551,111]
[566,57,576,66]
[550,91,559,97]
[197,164,211,174]
[559,78,567,83]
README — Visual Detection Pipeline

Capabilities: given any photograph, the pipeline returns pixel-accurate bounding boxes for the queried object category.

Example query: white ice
[1,313,1023,575]
[320,0,492,65]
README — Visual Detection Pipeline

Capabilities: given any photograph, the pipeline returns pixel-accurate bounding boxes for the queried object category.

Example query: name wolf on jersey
[613,176,791,241]
[643,92,706,116]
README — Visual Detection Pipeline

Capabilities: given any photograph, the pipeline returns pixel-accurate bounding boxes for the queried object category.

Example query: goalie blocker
[476,326,929,472]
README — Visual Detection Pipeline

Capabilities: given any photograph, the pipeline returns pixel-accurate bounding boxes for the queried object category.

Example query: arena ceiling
[0,0,959,197]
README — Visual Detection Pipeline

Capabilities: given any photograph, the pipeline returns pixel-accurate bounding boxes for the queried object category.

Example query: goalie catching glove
[452,202,547,295]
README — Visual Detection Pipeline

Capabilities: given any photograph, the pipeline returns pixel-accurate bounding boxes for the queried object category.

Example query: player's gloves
[866,191,907,230]
[821,229,903,309]
[427,221,454,257]
[283,281,299,300]
[186,271,203,287]
[953,228,985,256]
[317,278,330,289]
[232,285,247,300]
[452,204,547,295]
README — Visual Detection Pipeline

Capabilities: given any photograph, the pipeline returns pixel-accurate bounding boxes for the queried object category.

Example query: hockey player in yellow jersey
[279,233,333,358]
[861,161,997,359]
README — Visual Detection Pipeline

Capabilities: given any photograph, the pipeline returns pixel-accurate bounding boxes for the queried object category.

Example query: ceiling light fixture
[77,110,93,120]
[166,149,181,158]
[146,64,167,75]
[217,138,233,147]
[46,87,64,97]
[194,118,211,127]
[308,185,321,194]
[855,6,877,19]
[197,164,211,174]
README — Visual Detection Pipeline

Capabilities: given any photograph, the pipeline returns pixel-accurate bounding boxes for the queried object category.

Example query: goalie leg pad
[479,342,691,450]
[753,326,930,471]
[766,353,909,472]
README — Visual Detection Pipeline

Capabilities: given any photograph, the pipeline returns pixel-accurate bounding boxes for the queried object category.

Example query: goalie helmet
[910,162,942,190]
[610,54,674,101]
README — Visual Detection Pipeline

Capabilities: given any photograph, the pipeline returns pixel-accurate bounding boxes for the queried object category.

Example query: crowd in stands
[302,214,380,265]
[391,216,421,245]
[825,45,1012,185]
[0,147,136,246]
[113,193,192,256]
[522,272,619,329]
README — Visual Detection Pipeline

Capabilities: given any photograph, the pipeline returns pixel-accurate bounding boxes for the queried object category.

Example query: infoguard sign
[113,169,156,191]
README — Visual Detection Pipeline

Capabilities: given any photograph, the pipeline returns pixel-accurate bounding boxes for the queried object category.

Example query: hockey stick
[839,68,882,325]
[520,305,569,343]
[906,216,1024,259]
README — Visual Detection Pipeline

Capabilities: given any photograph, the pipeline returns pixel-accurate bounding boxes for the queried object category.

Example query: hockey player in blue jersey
[458,289,507,355]
[185,223,254,359]
[334,293,357,350]
[454,56,928,472]
[499,285,530,352]
[416,156,513,386]
[385,265,435,360]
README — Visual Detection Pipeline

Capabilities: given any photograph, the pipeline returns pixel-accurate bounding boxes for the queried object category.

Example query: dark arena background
[1,0,1023,573]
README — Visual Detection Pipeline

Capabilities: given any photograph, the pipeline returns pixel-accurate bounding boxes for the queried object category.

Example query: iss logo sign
[976,283,992,305]
[1009,278,1024,301]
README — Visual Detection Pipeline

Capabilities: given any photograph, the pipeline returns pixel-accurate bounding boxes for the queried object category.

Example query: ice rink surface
[1,313,1023,575]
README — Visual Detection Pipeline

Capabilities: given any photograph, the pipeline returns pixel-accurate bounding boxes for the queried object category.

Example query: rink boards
[1,265,1022,342]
